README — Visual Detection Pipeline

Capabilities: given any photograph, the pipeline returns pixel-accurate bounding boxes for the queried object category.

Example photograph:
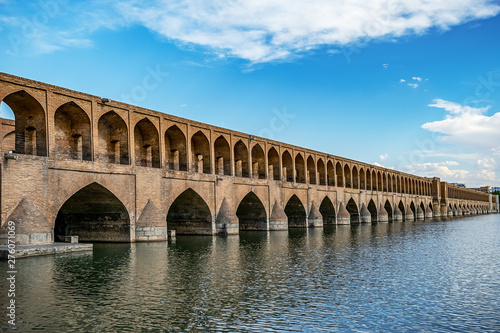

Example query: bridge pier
[337,203,350,224]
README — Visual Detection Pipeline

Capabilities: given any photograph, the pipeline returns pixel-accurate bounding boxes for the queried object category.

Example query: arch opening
[236,192,267,230]
[307,156,316,184]
[251,144,266,179]
[54,183,130,242]
[384,200,393,221]
[165,125,187,171]
[282,151,293,182]
[327,161,335,186]
[368,199,377,221]
[214,136,231,175]
[346,198,359,223]
[344,165,351,188]
[360,168,365,190]
[167,189,212,234]
[268,147,280,180]
[134,118,160,168]
[191,131,211,174]
[352,166,359,189]
[234,140,249,177]
[319,196,336,225]
[398,201,405,220]
[295,154,306,183]
[285,195,307,227]
[336,162,344,187]
[54,102,91,161]
[3,90,47,156]
[98,111,129,165]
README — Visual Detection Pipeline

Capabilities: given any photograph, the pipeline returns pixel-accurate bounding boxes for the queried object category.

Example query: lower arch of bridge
[285,195,307,227]
[346,198,359,223]
[384,200,393,221]
[54,182,130,242]
[410,202,416,215]
[167,189,212,235]
[398,201,405,219]
[368,199,377,221]
[236,192,267,230]
[319,197,336,225]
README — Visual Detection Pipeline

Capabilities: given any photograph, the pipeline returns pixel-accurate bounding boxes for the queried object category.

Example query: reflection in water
[1,215,500,332]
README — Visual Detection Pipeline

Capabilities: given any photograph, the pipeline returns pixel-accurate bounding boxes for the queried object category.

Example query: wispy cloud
[114,0,500,63]
[407,83,419,88]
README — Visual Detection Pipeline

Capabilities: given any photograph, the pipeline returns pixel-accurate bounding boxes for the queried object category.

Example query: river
[1,214,499,332]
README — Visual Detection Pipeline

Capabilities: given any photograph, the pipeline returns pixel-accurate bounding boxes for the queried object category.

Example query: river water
[1,214,500,332]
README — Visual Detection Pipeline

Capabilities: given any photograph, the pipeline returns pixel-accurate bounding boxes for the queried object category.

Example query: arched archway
[317,158,326,185]
[352,166,359,189]
[54,102,91,161]
[384,200,393,221]
[98,111,129,165]
[214,136,231,175]
[54,183,130,242]
[366,170,372,190]
[165,125,187,171]
[191,131,211,174]
[167,189,212,234]
[360,168,365,190]
[268,147,280,180]
[319,196,336,225]
[346,198,359,223]
[234,140,249,177]
[236,192,267,230]
[368,199,377,221]
[410,201,416,215]
[295,154,306,183]
[3,90,47,156]
[398,201,405,219]
[336,162,344,187]
[282,151,293,182]
[307,156,316,184]
[134,118,160,168]
[285,195,307,227]
[251,144,266,179]
[344,164,351,188]
[327,161,335,186]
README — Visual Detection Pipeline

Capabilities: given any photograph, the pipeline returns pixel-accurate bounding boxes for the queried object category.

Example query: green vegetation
[494,190,500,196]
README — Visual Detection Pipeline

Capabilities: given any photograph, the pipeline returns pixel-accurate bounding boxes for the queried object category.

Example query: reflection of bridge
[0,73,498,245]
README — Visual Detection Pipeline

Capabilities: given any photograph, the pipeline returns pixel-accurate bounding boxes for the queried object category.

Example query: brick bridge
[0,73,498,244]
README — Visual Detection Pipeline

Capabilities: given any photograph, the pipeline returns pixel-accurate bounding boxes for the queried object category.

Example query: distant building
[449,183,466,188]
[470,186,491,193]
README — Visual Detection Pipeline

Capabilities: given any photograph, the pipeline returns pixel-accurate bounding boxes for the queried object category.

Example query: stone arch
[317,158,326,186]
[336,162,344,187]
[377,171,383,192]
[234,140,249,177]
[319,196,336,225]
[384,200,393,221]
[191,131,211,174]
[382,172,388,192]
[366,169,372,190]
[54,182,130,242]
[327,161,335,186]
[368,199,377,221]
[134,118,160,168]
[398,201,405,218]
[282,150,293,182]
[420,202,426,212]
[165,125,187,171]
[1,131,15,153]
[372,170,377,191]
[268,147,280,180]
[344,164,351,188]
[346,198,359,223]
[98,111,129,165]
[295,153,306,183]
[236,192,267,230]
[352,166,359,189]
[285,194,307,227]
[54,101,92,161]
[359,168,365,190]
[397,176,401,193]
[410,201,416,215]
[251,144,266,179]
[2,90,47,156]
[214,135,231,175]
[167,188,212,234]
[307,156,316,184]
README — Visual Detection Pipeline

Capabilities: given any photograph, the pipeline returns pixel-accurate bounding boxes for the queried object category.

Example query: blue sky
[1,0,500,187]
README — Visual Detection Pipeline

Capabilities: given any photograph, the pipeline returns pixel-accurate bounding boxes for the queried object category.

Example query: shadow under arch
[319,196,336,225]
[285,195,307,227]
[346,198,359,223]
[167,189,212,235]
[54,182,130,242]
[236,192,267,230]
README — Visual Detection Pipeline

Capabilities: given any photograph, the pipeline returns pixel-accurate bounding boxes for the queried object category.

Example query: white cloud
[380,153,388,161]
[477,158,496,170]
[400,79,406,82]
[407,83,419,88]
[422,99,500,149]
[383,63,389,69]
[412,76,422,81]
[180,104,187,107]
[114,0,500,63]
